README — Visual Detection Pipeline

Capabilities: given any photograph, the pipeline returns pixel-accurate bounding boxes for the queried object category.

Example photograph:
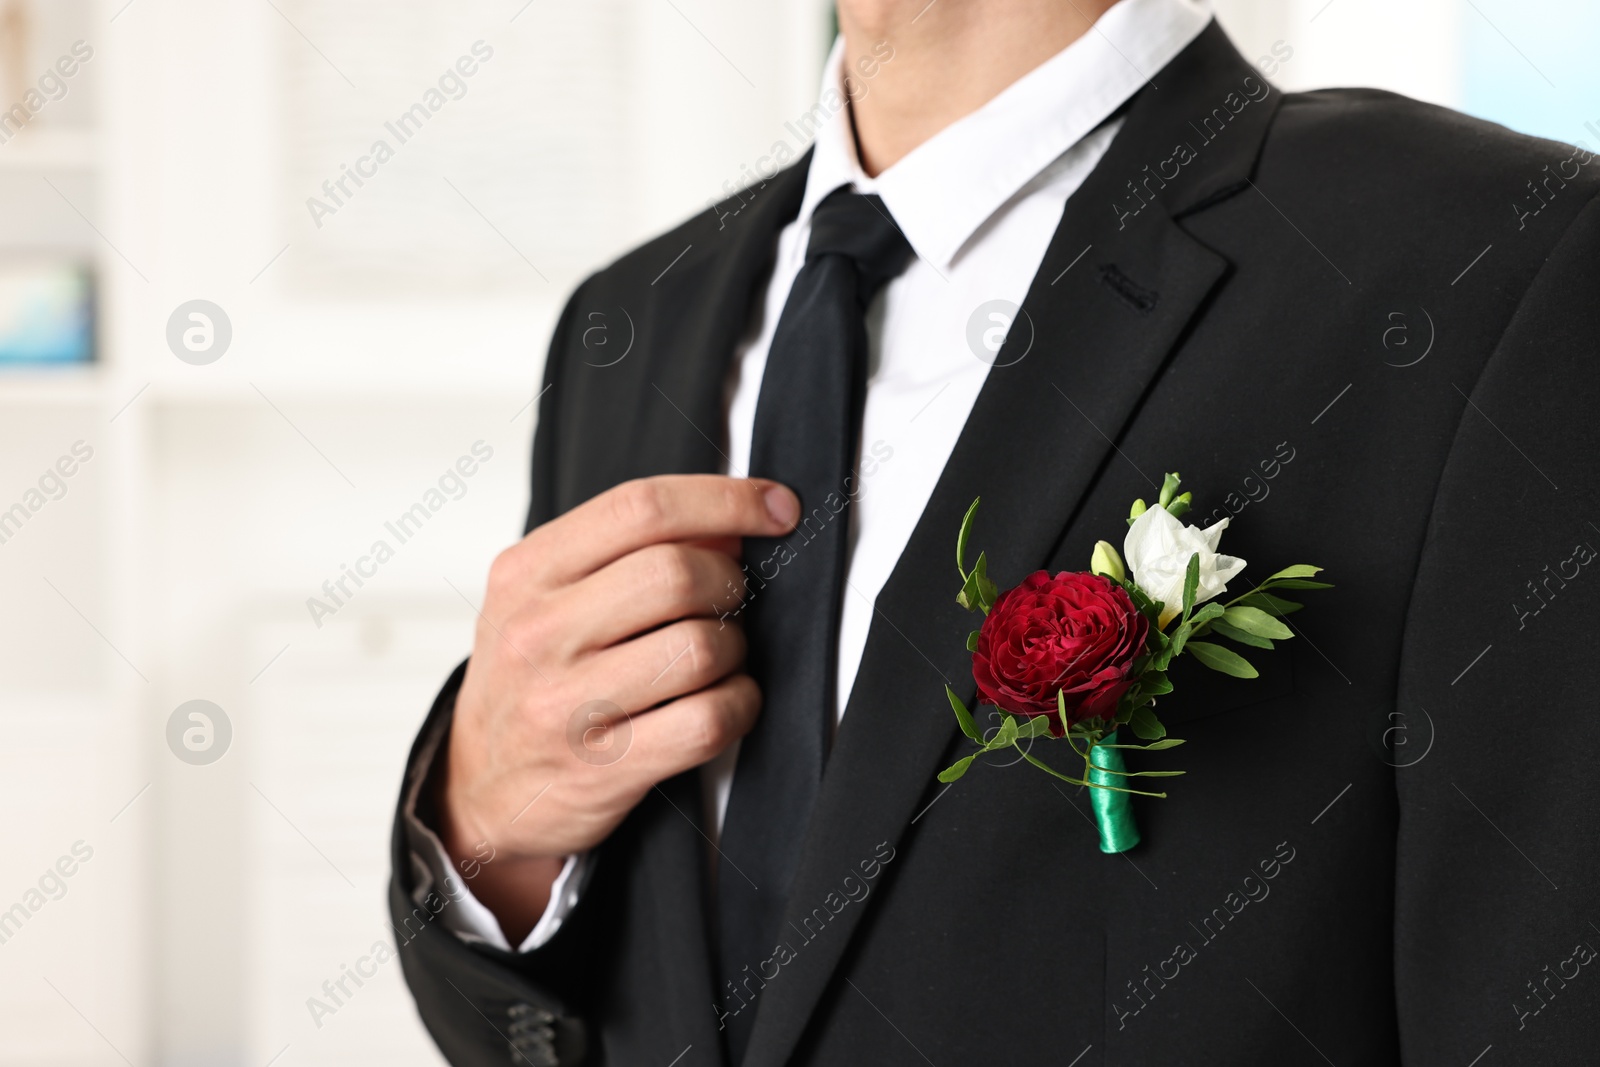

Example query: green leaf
[1128,704,1166,740]
[1018,714,1055,738]
[1125,581,1166,632]
[994,714,1020,746]
[1265,564,1322,581]
[1056,692,1084,735]
[1168,618,1197,660]
[1265,579,1334,590]
[1220,606,1293,640]
[1139,671,1173,697]
[1181,552,1200,617]
[1145,621,1170,652]
[958,552,1000,614]
[1170,603,1225,658]
[972,553,999,612]
[1101,737,1187,751]
[965,630,980,652]
[956,570,981,611]
[938,754,977,783]
[1185,640,1259,678]
[1210,619,1275,649]
[1237,592,1303,615]
[945,686,981,742]
[957,554,999,613]
[956,497,981,577]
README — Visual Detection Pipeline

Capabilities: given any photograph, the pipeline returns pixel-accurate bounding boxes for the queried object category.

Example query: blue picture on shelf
[0,262,94,365]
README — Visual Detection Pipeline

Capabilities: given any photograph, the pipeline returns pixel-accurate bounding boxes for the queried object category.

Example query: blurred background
[0,0,1593,1063]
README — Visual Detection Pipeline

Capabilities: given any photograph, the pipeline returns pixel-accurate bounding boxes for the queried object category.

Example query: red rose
[972,570,1149,732]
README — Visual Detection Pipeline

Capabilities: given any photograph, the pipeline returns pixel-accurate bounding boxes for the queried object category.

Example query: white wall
[0,1,829,1063]
[1215,0,1462,107]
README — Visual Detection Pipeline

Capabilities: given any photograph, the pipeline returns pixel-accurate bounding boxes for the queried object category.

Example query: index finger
[521,475,798,585]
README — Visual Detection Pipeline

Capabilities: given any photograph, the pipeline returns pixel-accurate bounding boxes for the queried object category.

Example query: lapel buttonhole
[1099,263,1160,313]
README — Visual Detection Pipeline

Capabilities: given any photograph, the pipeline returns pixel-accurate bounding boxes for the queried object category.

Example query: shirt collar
[799,0,1213,269]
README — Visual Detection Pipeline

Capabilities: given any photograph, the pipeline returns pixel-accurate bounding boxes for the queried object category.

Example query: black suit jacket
[390,23,1600,1066]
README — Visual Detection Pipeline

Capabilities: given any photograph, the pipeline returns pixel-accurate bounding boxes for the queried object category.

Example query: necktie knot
[806,189,913,297]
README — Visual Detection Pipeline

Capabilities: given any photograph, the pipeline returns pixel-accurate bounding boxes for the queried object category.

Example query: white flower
[1123,506,1247,627]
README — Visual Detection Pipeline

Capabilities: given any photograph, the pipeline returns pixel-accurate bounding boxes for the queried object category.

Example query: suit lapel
[744,23,1282,1065]
[572,155,814,490]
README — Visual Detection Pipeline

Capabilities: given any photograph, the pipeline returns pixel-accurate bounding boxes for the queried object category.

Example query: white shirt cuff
[409,819,589,952]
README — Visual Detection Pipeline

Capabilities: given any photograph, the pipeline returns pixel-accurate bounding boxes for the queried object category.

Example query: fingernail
[763,485,798,527]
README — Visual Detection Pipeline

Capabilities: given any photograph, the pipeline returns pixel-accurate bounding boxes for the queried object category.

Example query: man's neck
[840,0,1119,176]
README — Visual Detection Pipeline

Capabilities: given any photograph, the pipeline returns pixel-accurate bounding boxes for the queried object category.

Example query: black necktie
[716,190,912,1061]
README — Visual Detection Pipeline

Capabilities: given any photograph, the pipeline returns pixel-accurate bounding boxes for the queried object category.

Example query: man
[391,0,1600,1062]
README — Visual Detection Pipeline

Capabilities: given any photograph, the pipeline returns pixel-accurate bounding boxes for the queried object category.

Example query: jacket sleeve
[388,288,600,1066]
[1393,190,1600,1064]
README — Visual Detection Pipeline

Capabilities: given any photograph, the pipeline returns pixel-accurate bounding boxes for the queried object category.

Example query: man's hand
[435,474,799,943]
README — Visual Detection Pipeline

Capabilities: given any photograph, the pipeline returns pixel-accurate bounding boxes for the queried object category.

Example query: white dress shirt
[414,0,1212,952]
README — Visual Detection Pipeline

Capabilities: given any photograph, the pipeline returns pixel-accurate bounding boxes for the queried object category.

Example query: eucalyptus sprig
[1175,562,1333,679]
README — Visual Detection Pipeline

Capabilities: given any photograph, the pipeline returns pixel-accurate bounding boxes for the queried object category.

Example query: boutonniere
[937,473,1330,853]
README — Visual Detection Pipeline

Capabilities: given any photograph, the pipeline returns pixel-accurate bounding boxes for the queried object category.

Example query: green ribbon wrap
[1089,732,1141,854]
